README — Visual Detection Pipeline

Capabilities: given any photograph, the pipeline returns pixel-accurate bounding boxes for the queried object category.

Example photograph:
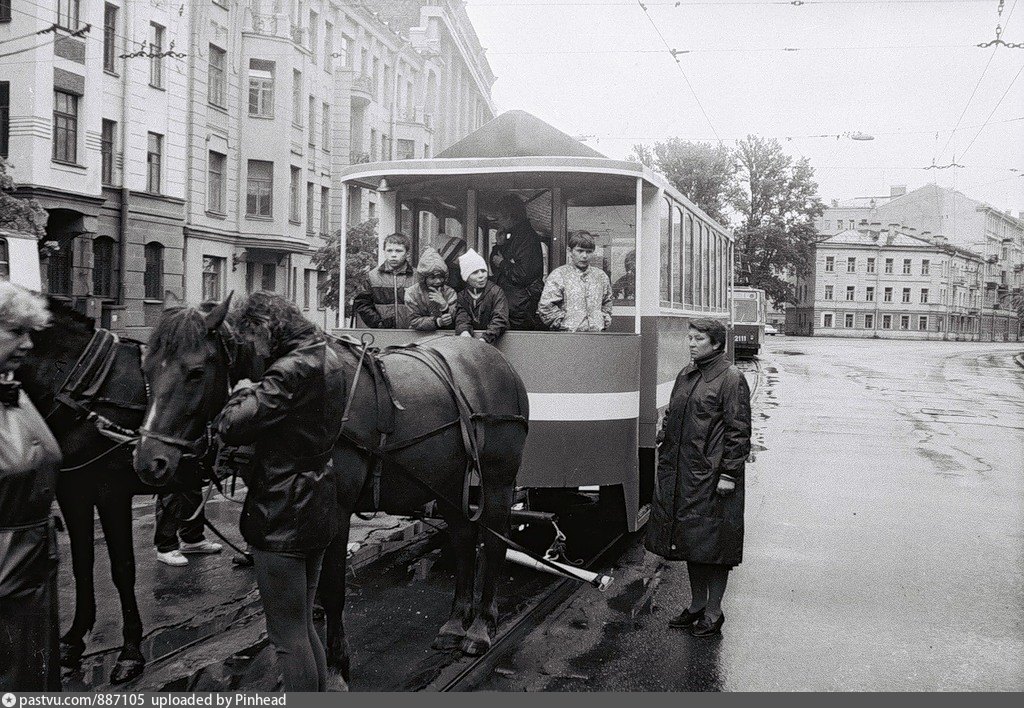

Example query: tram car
[731,286,767,359]
[334,111,733,532]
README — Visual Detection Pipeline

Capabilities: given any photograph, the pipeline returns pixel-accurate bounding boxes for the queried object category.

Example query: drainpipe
[118,0,132,307]
[182,4,197,302]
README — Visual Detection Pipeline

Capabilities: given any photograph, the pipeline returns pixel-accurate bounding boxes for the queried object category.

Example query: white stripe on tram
[527,391,640,421]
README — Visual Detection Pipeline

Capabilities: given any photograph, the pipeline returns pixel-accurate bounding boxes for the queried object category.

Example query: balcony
[350,74,373,109]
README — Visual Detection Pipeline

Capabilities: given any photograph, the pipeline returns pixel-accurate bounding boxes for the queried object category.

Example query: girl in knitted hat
[453,249,510,344]
[405,247,459,331]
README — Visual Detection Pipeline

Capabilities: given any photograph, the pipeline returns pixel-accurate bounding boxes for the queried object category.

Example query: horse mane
[146,306,209,359]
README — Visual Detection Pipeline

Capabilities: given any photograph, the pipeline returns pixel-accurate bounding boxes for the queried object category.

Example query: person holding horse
[454,249,509,344]
[491,194,545,331]
[537,231,613,332]
[352,232,416,329]
[0,282,63,691]
[404,247,458,332]
[212,293,346,691]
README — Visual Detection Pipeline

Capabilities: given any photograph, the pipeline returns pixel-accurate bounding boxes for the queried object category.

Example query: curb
[1015,353,1024,370]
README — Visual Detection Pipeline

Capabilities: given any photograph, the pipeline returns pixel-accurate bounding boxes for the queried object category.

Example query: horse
[18,298,152,684]
[132,294,529,683]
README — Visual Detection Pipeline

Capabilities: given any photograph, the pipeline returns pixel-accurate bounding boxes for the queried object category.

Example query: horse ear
[204,292,233,330]
[163,289,184,309]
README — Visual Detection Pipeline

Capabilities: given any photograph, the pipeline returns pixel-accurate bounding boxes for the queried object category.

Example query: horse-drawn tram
[334,111,734,533]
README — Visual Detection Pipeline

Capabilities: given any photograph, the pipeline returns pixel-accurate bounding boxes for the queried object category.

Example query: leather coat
[215,337,345,553]
[645,351,751,566]
[494,219,545,328]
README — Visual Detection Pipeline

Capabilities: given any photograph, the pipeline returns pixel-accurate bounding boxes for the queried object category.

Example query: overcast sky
[465,0,1024,217]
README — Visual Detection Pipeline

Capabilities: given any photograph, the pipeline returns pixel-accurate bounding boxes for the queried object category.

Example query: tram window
[659,198,671,306]
[684,213,694,306]
[566,204,636,306]
[671,206,683,307]
[701,223,710,308]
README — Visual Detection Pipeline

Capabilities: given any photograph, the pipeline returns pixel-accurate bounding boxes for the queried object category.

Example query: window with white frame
[921,259,929,275]
[324,22,333,68]
[52,90,78,163]
[202,256,225,301]
[846,285,855,301]
[918,316,928,331]
[900,315,910,330]
[865,286,874,302]
[884,287,893,302]
[309,11,318,63]
[209,45,227,107]
[306,181,315,230]
[246,160,273,217]
[103,4,118,72]
[146,133,162,193]
[322,102,330,149]
[292,70,303,126]
[822,313,833,328]
[248,60,275,117]
[902,288,911,303]
[308,95,316,147]
[902,258,912,275]
[289,167,302,223]
[208,151,226,214]
[865,313,874,329]
[149,23,165,89]
[320,186,329,235]
[824,285,833,300]
[885,258,893,274]
[920,288,929,304]
[824,256,834,272]
[867,257,875,273]
[57,0,79,30]
[844,313,854,328]
[882,314,892,329]
[847,257,856,273]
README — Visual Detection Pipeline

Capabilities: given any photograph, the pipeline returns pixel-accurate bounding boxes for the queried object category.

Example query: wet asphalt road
[480,337,1024,691]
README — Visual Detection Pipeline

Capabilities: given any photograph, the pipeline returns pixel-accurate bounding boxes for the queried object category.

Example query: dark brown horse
[132,295,529,682]
[18,299,152,684]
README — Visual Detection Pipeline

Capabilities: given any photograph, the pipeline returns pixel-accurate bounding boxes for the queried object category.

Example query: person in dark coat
[454,249,509,344]
[437,234,468,292]
[491,194,545,330]
[0,282,62,691]
[645,317,751,637]
[214,293,345,691]
[352,232,416,328]
[404,247,458,331]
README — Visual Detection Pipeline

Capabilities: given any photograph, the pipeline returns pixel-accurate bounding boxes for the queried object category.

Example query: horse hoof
[60,641,84,668]
[110,657,145,684]
[431,632,464,651]
[460,636,491,656]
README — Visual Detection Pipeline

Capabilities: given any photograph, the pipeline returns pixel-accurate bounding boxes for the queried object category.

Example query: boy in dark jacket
[352,232,416,328]
[404,247,458,331]
[454,249,509,344]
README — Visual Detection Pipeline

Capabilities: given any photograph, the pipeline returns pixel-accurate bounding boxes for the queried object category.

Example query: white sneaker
[156,549,188,566]
[180,540,223,555]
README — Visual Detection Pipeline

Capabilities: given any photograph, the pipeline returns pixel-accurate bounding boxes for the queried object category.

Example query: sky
[464,0,1024,218]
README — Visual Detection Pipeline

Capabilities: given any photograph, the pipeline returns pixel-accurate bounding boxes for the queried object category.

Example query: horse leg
[56,477,96,667]
[432,511,478,651]
[95,484,145,684]
[319,520,352,686]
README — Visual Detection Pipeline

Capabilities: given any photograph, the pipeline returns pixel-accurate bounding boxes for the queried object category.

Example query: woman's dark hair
[568,231,596,251]
[383,232,411,252]
[497,194,528,223]
[232,291,321,359]
[689,318,728,351]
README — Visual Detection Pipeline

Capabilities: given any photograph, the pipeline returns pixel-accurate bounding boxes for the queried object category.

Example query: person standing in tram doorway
[537,231,612,332]
[491,194,545,330]
[0,282,63,691]
[645,318,751,637]
[352,232,416,329]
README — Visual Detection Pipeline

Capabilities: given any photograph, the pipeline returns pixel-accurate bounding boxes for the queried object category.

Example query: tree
[729,135,824,305]
[629,139,736,223]
[0,158,48,238]
[312,218,378,316]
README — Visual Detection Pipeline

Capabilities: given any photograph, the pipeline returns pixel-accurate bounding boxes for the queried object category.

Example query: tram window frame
[684,213,694,305]
[659,198,671,307]
[671,205,683,308]
[700,222,709,309]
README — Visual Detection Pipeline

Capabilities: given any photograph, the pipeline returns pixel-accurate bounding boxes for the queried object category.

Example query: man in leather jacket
[491,195,545,330]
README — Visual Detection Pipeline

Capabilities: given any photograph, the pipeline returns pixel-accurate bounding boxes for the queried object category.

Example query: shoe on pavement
[668,607,706,629]
[180,540,223,554]
[156,549,188,567]
[691,612,725,637]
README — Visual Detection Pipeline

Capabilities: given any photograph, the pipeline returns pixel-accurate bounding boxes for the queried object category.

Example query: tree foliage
[312,218,378,313]
[629,139,736,223]
[0,158,48,239]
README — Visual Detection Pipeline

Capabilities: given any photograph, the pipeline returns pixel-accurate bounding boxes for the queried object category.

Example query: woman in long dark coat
[645,318,751,637]
[0,282,62,690]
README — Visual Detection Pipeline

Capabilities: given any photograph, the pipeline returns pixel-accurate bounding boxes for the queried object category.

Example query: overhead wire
[957,59,1024,160]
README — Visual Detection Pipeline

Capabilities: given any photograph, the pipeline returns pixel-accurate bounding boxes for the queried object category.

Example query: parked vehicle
[732,286,768,358]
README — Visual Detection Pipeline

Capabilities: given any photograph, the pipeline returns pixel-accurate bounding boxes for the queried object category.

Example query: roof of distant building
[819,228,985,261]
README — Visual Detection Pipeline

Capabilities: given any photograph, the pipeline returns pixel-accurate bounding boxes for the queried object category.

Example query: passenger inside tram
[613,249,636,301]
[491,195,545,331]
[436,234,468,292]
[405,247,458,332]
[453,248,509,344]
[537,231,613,332]
[352,232,416,329]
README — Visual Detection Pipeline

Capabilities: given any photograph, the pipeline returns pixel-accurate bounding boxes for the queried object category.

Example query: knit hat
[416,247,448,277]
[458,249,488,282]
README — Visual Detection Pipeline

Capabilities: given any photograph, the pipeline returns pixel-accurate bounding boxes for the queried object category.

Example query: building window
[92,236,117,298]
[0,0,10,23]
[306,181,315,230]
[246,160,273,217]
[847,257,856,273]
[103,4,118,72]
[149,23,164,89]
[824,256,834,272]
[320,186,329,235]
[47,241,73,295]
[340,35,352,67]
[208,151,226,214]
[101,119,116,185]
[936,317,943,332]
[867,257,875,273]
[397,138,415,160]
[824,285,833,300]
[918,316,928,331]
[921,259,929,275]
[900,315,910,330]
[292,70,303,125]
[902,258,911,275]
[0,81,7,159]
[324,22,333,68]
[844,313,854,328]
[57,0,79,30]
[322,102,330,149]
[146,132,162,193]
[308,95,316,147]
[309,10,318,63]
[920,288,929,304]
[865,286,874,302]
[209,45,227,107]
[289,166,302,223]
[144,242,164,299]
[0,238,7,278]
[884,287,893,302]
[247,262,277,293]
[202,256,225,301]
[865,313,874,329]
[846,286,855,301]
[882,314,892,329]
[248,60,275,117]
[303,268,313,309]
[885,258,893,274]
[52,90,79,164]
[823,313,833,328]
[901,287,911,303]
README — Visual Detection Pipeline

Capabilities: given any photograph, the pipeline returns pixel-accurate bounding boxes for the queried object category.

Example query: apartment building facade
[1,0,494,336]
[786,225,998,341]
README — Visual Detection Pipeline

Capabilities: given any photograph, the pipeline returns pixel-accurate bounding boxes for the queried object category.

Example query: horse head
[134,295,235,487]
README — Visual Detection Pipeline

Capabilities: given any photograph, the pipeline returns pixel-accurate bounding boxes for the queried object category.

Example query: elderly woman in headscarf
[0,282,63,691]
[405,247,458,331]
